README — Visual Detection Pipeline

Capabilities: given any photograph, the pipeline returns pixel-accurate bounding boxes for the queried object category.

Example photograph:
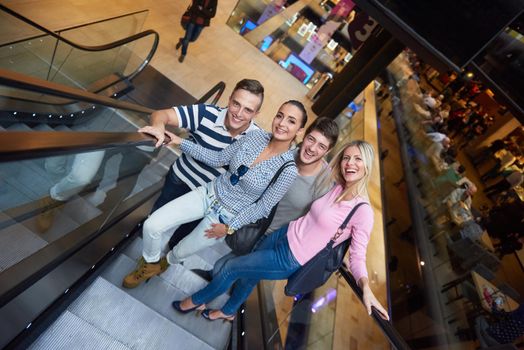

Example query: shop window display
[226,0,368,90]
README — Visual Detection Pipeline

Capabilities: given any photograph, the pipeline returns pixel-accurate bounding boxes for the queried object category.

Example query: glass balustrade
[0,128,174,277]
[374,53,519,349]
[0,8,151,91]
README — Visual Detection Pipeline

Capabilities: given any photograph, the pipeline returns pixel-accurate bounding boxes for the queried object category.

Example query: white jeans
[142,181,234,264]
[46,150,106,201]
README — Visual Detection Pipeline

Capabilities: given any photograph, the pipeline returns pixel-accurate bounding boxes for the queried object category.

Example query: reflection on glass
[259,272,391,349]
[380,52,524,348]
[0,143,174,273]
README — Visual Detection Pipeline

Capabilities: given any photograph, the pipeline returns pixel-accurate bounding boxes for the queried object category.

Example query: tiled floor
[3,0,311,132]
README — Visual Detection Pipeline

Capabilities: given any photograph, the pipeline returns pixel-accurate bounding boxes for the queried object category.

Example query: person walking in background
[172,141,389,322]
[176,0,217,63]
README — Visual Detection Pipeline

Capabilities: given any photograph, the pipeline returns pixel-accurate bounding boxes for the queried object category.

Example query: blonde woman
[173,140,389,322]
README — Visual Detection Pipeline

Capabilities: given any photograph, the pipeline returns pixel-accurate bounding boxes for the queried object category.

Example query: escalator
[0,6,409,350]
[0,62,230,350]
[0,80,410,350]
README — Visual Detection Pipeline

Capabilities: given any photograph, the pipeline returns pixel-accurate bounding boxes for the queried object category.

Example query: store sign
[299,19,341,63]
[299,33,323,63]
[330,0,355,18]
[346,12,378,50]
[327,39,338,50]
[297,23,309,37]
[317,20,339,42]
[257,0,287,25]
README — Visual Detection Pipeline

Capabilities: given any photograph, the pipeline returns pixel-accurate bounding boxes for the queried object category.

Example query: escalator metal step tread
[66,277,215,350]
[6,123,32,131]
[0,213,47,272]
[100,254,231,350]
[28,311,130,350]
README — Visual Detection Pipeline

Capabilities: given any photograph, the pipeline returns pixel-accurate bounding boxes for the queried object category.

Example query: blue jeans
[151,169,202,248]
[181,22,204,55]
[191,225,300,315]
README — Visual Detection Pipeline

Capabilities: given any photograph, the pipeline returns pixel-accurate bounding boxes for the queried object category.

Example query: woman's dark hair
[283,100,308,127]
[304,117,339,149]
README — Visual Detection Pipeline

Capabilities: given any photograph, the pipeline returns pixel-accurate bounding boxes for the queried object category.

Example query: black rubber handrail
[196,81,226,105]
[0,4,158,82]
[338,268,412,350]
[0,9,150,47]
[0,68,227,121]
[0,67,155,114]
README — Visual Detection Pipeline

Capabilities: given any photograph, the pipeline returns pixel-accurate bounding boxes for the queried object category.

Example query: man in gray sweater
[193,117,340,280]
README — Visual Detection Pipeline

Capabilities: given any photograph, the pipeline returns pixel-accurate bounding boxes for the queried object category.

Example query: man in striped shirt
[139,79,264,248]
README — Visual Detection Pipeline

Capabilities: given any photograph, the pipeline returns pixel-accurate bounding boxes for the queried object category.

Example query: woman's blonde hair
[319,140,375,202]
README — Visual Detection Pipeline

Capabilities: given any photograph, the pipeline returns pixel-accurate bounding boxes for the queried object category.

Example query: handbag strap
[331,202,368,242]
[255,160,295,203]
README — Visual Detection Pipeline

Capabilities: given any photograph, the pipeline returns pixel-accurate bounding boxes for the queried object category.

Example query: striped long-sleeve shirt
[180,129,297,230]
[172,104,259,189]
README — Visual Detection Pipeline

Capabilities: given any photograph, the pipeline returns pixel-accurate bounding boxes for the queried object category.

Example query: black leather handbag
[225,161,295,255]
[284,202,367,296]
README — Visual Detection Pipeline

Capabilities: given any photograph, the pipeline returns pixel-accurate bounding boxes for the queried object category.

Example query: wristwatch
[225,224,235,235]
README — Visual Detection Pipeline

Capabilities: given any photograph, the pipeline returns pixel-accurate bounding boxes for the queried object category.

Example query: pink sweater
[287,184,374,283]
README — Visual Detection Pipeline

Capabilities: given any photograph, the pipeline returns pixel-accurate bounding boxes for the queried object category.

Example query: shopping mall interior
[0,0,523,349]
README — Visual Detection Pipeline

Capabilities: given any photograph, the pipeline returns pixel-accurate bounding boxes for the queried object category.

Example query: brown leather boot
[122,257,169,288]
[36,197,64,233]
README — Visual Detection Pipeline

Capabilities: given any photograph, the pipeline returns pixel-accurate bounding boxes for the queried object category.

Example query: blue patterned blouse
[180,129,297,230]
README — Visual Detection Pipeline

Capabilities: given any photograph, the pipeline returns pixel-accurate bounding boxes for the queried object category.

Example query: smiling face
[224,88,262,134]
[271,103,305,142]
[299,130,331,165]
[340,145,366,186]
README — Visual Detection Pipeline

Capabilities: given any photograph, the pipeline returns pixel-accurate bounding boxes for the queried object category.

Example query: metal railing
[0,4,159,82]
[0,68,154,115]
[339,268,412,350]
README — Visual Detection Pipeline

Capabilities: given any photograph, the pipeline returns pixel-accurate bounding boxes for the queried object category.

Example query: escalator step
[32,124,54,131]
[0,213,48,272]
[6,123,32,131]
[66,277,215,350]
[28,311,130,350]
[102,247,231,349]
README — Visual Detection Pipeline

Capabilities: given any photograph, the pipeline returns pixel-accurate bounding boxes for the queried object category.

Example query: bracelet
[225,224,235,235]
